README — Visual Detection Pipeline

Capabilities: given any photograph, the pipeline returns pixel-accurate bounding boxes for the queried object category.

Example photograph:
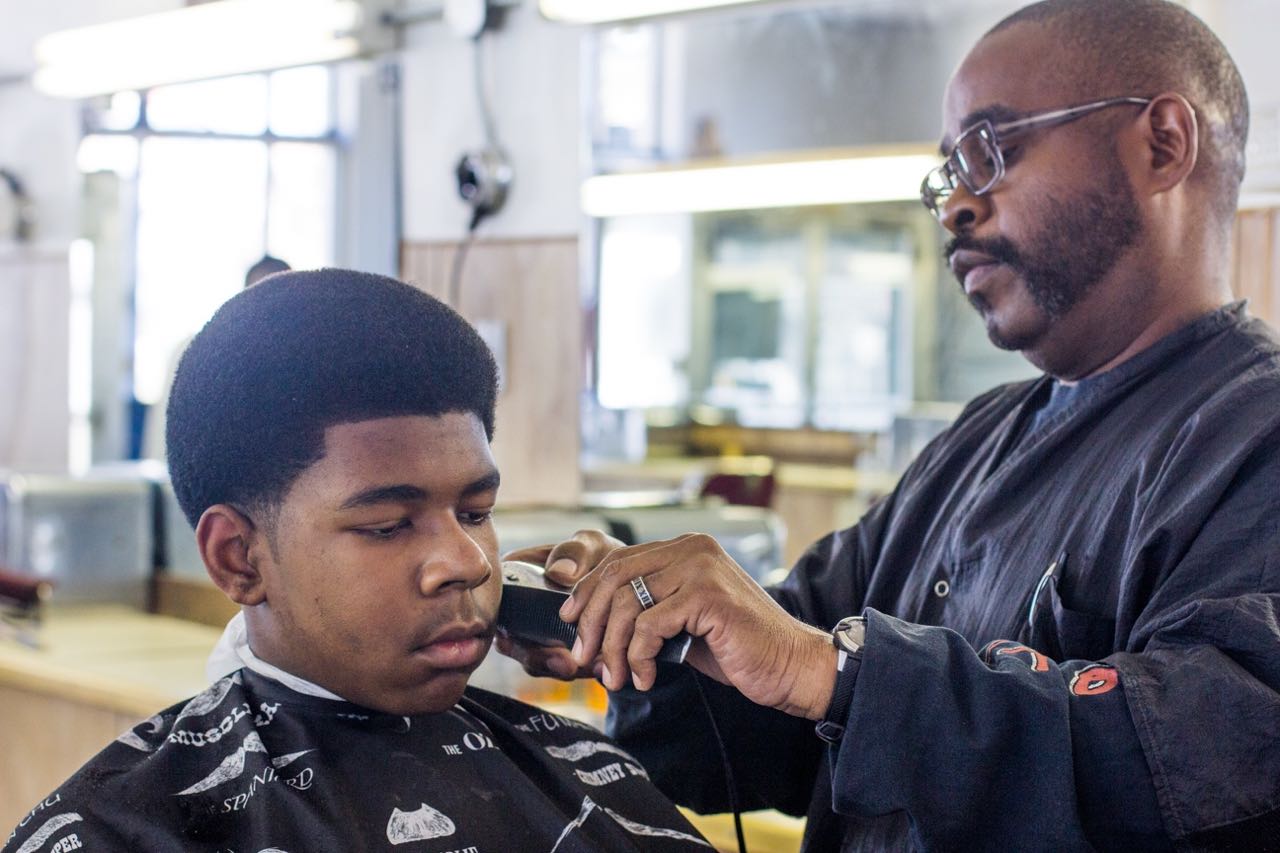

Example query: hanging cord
[692,670,748,853]
[474,34,499,150]
[448,213,481,308]
[449,35,503,308]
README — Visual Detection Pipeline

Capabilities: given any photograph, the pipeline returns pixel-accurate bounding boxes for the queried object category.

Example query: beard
[944,155,1142,351]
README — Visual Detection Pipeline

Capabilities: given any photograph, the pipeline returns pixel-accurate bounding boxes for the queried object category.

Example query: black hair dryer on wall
[454,147,512,230]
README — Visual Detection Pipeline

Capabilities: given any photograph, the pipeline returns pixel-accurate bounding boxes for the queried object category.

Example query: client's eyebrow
[339,470,501,511]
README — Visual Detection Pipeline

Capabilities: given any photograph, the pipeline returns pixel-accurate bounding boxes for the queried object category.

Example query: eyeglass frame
[920,96,1153,217]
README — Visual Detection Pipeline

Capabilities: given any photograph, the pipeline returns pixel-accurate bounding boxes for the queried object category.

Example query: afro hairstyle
[165,268,498,529]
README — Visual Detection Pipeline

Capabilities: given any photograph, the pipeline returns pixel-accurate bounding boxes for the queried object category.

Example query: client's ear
[196,504,268,606]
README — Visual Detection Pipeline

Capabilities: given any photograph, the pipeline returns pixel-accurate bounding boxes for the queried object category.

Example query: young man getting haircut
[5,269,709,852]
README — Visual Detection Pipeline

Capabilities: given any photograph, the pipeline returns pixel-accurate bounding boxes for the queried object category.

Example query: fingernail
[549,558,576,579]
[601,664,612,687]
[559,597,573,619]
[571,637,582,663]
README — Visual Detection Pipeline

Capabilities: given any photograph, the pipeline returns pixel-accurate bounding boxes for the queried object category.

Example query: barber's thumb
[546,557,580,585]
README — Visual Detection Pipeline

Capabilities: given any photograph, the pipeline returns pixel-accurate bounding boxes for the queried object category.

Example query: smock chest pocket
[1022,555,1118,662]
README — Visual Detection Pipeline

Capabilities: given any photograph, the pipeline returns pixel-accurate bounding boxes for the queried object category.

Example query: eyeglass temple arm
[993,96,1152,136]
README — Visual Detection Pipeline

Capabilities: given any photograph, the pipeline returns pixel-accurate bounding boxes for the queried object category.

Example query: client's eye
[357,520,411,540]
[459,510,493,527]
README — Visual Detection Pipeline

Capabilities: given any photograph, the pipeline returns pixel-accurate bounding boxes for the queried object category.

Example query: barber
[502,0,1280,849]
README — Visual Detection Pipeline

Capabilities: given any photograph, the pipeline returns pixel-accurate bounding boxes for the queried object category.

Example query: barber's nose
[938,182,990,235]
[417,520,492,596]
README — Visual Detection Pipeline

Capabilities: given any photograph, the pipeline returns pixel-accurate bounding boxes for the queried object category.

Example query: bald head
[987,0,1248,222]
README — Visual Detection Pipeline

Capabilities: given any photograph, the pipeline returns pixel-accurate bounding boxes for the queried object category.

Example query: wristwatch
[814,615,866,744]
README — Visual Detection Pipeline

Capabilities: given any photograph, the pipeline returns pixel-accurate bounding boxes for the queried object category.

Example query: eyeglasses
[920,96,1152,218]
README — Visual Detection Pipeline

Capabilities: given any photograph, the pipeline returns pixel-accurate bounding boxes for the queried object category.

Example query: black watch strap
[814,616,865,744]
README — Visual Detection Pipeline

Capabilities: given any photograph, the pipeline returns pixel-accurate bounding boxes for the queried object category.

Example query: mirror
[586,0,1034,458]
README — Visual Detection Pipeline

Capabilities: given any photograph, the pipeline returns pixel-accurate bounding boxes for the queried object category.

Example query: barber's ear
[196,504,269,606]
[1138,92,1199,193]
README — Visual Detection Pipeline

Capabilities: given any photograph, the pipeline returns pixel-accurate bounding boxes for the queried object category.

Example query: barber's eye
[358,520,411,540]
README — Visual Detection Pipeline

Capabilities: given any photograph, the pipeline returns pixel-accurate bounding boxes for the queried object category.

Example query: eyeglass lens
[922,124,1001,214]
[954,126,1000,193]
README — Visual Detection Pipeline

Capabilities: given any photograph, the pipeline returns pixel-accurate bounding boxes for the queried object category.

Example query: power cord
[449,34,512,308]
[447,212,481,308]
[692,670,748,853]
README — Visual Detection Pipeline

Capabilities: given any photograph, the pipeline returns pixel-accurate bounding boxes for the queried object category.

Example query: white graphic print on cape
[386,803,457,845]
[176,731,311,795]
[15,813,83,853]
[544,740,639,764]
[549,796,710,852]
[116,674,242,754]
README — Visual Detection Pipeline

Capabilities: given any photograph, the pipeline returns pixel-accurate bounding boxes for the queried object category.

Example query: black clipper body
[497,560,692,665]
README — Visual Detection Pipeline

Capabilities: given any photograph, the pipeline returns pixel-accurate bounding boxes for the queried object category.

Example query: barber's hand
[560,533,838,721]
[495,529,625,681]
[503,528,624,588]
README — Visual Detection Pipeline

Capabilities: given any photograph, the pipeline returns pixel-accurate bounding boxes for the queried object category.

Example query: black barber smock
[6,668,710,852]
[608,303,1280,851]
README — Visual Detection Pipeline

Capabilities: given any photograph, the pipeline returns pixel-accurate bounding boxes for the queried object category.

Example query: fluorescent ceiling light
[540,0,771,24]
[580,150,940,217]
[33,0,394,98]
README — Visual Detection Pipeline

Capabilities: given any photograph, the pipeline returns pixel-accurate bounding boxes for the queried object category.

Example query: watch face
[834,617,866,654]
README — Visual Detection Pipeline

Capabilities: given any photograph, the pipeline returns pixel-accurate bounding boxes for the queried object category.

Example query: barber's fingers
[505,529,628,587]
[569,535,703,667]
[547,529,628,585]
[566,537,682,663]
[562,535,690,622]
[597,577,653,690]
[626,589,706,691]
[494,632,603,681]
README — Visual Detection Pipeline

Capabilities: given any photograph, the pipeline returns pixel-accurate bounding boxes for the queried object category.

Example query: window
[77,68,338,455]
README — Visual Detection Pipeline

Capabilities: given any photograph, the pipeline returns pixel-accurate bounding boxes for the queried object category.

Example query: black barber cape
[6,668,710,852]
[609,303,1280,851]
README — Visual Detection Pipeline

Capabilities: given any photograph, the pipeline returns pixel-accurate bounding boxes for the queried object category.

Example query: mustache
[943,233,1024,270]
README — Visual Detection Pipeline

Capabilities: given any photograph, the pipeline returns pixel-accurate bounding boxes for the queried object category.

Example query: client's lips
[414,622,492,669]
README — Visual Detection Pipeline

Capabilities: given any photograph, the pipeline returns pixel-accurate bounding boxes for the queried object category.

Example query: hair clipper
[497,560,692,665]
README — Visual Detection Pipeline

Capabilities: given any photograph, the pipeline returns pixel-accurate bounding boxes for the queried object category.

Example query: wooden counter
[0,605,220,830]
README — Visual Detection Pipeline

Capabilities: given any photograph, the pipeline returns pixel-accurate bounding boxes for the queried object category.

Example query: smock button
[933,579,950,598]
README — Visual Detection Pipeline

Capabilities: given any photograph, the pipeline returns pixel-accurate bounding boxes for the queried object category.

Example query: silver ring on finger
[630,575,656,610]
